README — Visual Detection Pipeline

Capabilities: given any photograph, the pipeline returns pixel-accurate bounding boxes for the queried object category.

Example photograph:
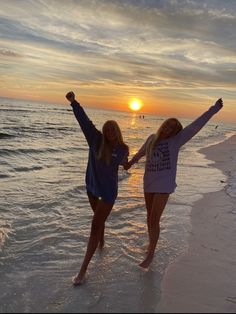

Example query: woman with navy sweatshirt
[124,98,223,269]
[66,91,129,285]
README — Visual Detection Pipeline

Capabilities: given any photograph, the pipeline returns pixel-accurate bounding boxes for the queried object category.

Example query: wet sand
[157,135,236,313]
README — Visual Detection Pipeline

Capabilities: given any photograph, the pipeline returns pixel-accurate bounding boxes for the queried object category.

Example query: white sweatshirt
[130,102,222,193]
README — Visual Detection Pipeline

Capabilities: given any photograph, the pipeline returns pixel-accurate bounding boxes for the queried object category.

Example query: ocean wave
[13,166,43,173]
[0,132,15,139]
[0,147,63,157]
[44,126,73,131]
[2,126,57,135]
[0,108,32,113]
[64,185,87,198]
[0,107,70,114]
[0,173,11,179]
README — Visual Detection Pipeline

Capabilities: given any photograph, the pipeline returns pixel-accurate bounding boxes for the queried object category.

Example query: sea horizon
[1,95,235,126]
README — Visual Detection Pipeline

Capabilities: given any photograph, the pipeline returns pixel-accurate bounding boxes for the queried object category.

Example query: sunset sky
[0,0,235,122]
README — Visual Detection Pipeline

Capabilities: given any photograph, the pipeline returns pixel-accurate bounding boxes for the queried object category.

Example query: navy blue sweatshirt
[71,101,129,204]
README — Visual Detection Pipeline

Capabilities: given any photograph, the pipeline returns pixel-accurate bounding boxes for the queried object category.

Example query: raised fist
[215,98,223,109]
[66,91,75,102]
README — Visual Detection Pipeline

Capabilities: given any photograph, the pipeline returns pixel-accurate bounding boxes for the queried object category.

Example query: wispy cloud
[0,0,235,120]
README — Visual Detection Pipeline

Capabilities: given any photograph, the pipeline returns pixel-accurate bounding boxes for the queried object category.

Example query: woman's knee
[150,218,160,229]
[91,219,104,235]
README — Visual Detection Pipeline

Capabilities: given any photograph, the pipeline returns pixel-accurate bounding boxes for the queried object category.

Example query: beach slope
[157,135,236,313]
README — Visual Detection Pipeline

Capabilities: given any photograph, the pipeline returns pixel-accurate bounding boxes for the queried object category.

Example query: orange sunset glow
[0,1,235,123]
[128,98,143,112]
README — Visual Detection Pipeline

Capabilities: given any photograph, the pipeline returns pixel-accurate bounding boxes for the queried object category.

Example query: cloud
[0,48,23,58]
[0,0,235,113]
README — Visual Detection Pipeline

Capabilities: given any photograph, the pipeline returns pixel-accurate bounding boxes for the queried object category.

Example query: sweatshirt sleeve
[129,135,154,166]
[119,146,129,166]
[71,100,101,146]
[176,102,223,147]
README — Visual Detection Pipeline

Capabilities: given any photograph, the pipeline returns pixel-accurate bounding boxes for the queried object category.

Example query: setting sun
[128,98,143,112]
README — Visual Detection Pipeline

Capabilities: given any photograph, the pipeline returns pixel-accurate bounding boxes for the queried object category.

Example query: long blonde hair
[97,120,128,165]
[146,118,183,160]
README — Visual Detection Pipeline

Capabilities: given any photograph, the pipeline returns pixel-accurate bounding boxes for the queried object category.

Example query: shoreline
[156,134,236,313]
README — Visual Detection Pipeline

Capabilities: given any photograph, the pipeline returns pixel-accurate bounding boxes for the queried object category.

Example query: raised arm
[176,98,223,147]
[66,91,101,146]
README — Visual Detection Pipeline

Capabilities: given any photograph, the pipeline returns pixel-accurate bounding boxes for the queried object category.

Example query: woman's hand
[66,91,75,103]
[215,98,223,110]
[123,161,132,171]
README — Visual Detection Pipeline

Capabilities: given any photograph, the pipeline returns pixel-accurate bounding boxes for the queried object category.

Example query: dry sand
[156,135,236,313]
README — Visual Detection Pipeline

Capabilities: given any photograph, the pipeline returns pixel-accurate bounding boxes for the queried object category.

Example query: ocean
[0,97,235,313]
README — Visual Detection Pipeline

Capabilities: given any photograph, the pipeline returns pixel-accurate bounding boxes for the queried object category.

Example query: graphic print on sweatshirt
[146,142,171,172]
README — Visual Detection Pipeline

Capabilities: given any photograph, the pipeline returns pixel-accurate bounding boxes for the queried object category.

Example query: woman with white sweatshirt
[125,98,223,269]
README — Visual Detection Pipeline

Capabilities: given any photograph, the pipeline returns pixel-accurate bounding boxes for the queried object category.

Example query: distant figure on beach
[124,98,223,269]
[66,91,129,285]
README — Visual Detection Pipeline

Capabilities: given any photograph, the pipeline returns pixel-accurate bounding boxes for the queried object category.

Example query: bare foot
[145,244,150,254]
[139,255,153,269]
[72,272,87,286]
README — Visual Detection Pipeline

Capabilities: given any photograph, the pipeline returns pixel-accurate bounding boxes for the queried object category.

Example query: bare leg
[139,193,169,269]
[73,200,113,285]
[87,192,105,250]
[144,193,155,252]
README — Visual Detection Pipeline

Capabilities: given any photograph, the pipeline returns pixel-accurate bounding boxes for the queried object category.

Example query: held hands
[66,91,75,103]
[123,161,132,171]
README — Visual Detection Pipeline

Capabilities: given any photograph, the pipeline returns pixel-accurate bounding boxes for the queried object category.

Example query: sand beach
[157,135,236,313]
